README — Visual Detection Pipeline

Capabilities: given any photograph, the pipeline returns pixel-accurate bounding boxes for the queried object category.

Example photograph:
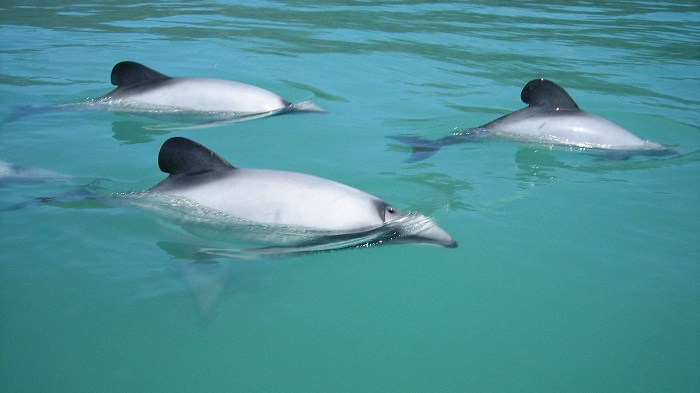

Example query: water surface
[1,1,699,392]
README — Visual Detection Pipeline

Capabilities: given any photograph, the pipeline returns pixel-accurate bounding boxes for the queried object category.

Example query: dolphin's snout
[394,214,458,248]
[415,223,458,248]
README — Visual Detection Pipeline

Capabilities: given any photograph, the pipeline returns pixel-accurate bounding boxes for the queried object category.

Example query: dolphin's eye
[376,202,398,221]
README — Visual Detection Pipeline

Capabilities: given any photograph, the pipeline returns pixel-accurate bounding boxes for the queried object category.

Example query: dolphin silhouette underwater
[0,160,72,185]
[391,78,678,162]
[136,137,457,254]
[4,61,325,126]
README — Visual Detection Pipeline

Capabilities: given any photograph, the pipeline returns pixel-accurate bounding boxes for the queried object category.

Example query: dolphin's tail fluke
[1,105,38,126]
[2,104,75,126]
[388,135,446,163]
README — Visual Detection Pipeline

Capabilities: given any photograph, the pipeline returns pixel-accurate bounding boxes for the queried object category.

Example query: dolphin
[3,61,324,126]
[391,78,678,162]
[144,137,457,253]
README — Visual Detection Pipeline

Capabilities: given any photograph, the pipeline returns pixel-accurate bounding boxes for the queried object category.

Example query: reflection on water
[513,144,699,176]
[381,170,475,212]
[111,119,168,144]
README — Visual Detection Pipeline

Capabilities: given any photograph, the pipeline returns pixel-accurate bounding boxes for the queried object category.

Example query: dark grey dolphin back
[158,137,235,176]
[520,78,580,110]
[111,61,171,87]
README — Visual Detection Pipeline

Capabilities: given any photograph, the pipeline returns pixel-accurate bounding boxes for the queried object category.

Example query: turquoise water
[2,1,699,391]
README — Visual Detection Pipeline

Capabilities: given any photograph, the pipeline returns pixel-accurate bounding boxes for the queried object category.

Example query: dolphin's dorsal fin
[158,137,235,176]
[520,79,580,110]
[110,61,171,87]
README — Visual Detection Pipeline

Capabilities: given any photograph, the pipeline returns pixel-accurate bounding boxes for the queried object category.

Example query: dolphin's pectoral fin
[181,261,229,327]
[111,61,171,87]
[157,242,234,326]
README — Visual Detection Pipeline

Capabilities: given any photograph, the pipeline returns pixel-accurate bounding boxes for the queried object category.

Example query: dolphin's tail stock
[0,178,110,212]
[0,189,100,212]
[389,129,490,162]
[2,104,74,126]
[388,135,446,162]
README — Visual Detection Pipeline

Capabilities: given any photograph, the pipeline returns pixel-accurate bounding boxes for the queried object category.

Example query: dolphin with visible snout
[4,61,324,127]
[391,79,678,162]
[145,137,457,253]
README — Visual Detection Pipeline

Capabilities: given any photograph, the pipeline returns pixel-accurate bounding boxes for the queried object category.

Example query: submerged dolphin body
[4,61,324,126]
[391,79,677,162]
[144,137,457,254]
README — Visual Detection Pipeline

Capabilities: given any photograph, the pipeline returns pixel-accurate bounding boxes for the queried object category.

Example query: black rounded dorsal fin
[158,137,235,176]
[110,61,171,87]
[520,79,580,110]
